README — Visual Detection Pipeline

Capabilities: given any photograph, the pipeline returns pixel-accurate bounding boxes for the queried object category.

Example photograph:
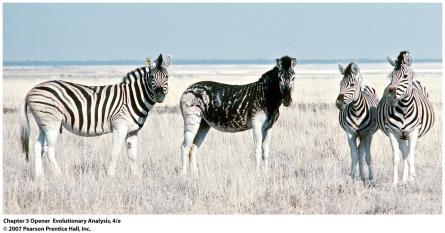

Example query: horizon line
[4,58,442,66]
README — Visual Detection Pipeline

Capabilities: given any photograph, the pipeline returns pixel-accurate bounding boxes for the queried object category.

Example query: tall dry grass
[2,64,442,214]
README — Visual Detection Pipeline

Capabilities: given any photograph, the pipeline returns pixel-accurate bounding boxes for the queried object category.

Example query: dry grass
[3,64,442,214]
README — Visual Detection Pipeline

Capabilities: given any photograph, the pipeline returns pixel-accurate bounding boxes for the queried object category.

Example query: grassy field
[3,63,442,214]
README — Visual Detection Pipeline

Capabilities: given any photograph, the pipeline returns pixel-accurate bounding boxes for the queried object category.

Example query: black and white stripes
[377,51,434,185]
[20,54,172,178]
[336,62,379,181]
[18,51,435,186]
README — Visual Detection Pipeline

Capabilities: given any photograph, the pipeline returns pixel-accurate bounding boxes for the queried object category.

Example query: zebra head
[148,54,172,103]
[336,62,362,110]
[276,56,297,107]
[386,51,414,106]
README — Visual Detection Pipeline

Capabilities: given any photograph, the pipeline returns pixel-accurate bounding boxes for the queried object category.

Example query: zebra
[19,54,172,178]
[377,51,434,186]
[179,56,297,175]
[335,62,379,181]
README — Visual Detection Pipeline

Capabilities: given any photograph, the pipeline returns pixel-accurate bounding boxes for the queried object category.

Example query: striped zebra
[19,54,172,178]
[179,56,297,174]
[336,62,379,181]
[377,51,434,186]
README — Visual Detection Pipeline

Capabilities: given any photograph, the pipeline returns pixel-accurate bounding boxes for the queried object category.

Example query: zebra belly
[203,115,251,132]
[201,94,253,132]
[62,121,113,137]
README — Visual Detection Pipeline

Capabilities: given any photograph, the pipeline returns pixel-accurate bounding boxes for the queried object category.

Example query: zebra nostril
[155,87,163,94]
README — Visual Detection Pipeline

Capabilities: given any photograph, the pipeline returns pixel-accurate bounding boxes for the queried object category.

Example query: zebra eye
[350,83,355,87]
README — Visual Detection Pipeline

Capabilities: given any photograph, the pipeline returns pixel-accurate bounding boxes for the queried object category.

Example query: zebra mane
[258,67,279,84]
[121,66,149,84]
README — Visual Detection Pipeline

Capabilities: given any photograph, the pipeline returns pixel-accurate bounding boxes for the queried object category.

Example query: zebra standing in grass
[179,56,297,175]
[20,54,172,178]
[336,62,379,181]
[378,51,434,186]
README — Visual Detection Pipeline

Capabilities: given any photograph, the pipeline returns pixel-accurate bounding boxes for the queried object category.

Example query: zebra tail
[19,99,30,162]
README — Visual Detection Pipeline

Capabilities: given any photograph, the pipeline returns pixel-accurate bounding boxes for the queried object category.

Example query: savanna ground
[2,63,442,214]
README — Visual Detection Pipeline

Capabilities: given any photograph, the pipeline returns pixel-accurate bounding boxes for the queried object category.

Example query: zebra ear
[387,56,398,67]
[351,62,359,74]
[404,53,412,66]
[162,55,172,69]
[291,58,297,68]
[155,54,163,68]
[338,64,345,75]
[145,56,152,67]
[276,58,282,70]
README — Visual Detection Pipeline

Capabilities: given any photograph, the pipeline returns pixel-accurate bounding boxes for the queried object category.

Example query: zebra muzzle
[282,90,293,107]
[154,88,166,103]
[336,94,345,110]
[388,86,397,95]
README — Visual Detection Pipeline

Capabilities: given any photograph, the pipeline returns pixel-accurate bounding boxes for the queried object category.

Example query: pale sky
[3,3,442,61]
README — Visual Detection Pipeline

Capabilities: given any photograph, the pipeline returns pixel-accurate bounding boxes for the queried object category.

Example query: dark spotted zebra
[336,62,379,181]
[377,51,434,186]
[179,56,297,174]
[19,54,172,178]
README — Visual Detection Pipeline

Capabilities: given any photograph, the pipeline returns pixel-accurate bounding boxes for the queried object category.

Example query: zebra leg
[251,112,268,171]
[388,132,401,186]
[107,122,128,177]
[126,131,139,176]
[190,121,210,174]
[357,138,367,181]
[44,128,62,175]
[346,133,358,179]
[33,130,45,178]
[181,110,202,175]
[261,128,272,173]
[252,122,264,172]
[363,135,374,180]
[42,142,49,157]
[399,139,410,184]
[407,129,419,182]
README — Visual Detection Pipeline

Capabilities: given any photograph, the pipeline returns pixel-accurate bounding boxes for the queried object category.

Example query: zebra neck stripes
[122,67,158,128]
[343,90,367,127]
